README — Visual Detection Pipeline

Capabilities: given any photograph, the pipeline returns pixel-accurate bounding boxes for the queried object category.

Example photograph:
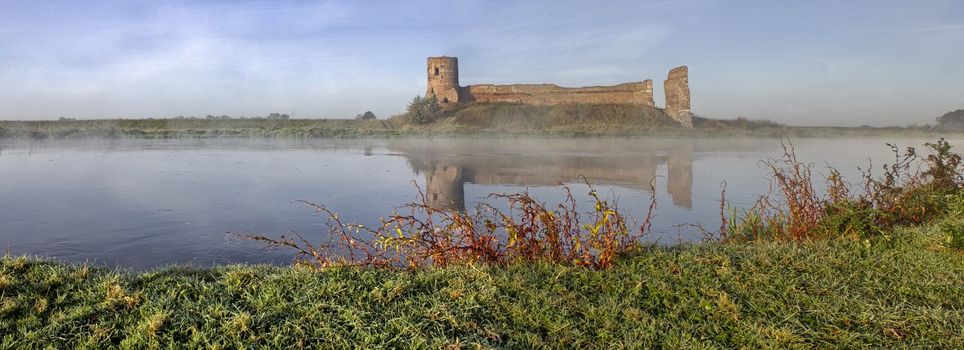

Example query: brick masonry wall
[664,66,692,127]
[426,57,461,103]
[461,81,654,106]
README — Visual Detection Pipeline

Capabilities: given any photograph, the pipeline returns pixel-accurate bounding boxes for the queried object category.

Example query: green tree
[406,95,441,124]
[355,111,377,120]
[937,109,964,129]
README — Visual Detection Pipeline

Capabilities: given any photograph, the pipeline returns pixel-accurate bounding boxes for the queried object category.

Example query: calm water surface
[0,137,956,269]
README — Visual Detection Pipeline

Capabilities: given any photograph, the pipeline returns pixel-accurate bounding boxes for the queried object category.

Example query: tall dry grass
[248,138,963,269]
[245,180,657,270]
[722,138,963,242]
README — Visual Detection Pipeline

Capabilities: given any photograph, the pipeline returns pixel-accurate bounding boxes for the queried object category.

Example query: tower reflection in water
[392,139,693,211]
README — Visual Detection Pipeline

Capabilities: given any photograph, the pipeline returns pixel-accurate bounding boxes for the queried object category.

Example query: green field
[0,157,964,349]
[3,117,963,348]
[2,221,962,349]
[0,103,957,138]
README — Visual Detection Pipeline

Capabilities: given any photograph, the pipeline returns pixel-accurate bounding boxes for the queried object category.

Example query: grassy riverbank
[2,139,962,348]
[2,222,962,348]
[1,103,957,138]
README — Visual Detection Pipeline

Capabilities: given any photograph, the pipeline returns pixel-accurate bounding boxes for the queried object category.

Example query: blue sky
[0,0,961,125]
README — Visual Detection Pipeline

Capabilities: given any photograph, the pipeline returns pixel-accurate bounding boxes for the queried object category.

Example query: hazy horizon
[1,0,962,126]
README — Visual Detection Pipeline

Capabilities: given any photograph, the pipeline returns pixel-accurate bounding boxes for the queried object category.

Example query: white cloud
[0,0,961,125]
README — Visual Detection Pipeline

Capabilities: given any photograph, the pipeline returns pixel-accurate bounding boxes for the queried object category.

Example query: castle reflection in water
[391,139,693,211]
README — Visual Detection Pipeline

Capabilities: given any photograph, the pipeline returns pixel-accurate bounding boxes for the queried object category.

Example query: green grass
[0,118,404,139]
[2,104,961,139]
[3,119,964,348]
[1,134,961,348]
[428,103,680,134]
[2,223,962,349]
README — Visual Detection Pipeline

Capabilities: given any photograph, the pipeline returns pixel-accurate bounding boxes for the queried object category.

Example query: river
[0,137,957,269]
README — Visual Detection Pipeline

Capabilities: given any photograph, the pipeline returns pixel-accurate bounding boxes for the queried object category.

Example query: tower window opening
[443,97,449,103]
[434,67,440,76]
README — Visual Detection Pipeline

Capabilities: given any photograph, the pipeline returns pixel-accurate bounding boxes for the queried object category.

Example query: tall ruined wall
[664,66,692,128]
[666,142,693,208]
[461,81,654,106]
[426,57,461,104]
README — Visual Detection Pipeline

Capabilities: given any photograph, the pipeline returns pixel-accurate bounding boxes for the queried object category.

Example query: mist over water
[1,137,958,269]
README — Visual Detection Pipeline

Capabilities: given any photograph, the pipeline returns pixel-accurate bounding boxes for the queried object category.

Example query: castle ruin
[393,139,695,211]
[426,56,692,127]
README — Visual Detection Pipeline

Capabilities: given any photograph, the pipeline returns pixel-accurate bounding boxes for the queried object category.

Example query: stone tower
[426,56,461,104]
[664,66,693,128]
[425,163,465,211]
